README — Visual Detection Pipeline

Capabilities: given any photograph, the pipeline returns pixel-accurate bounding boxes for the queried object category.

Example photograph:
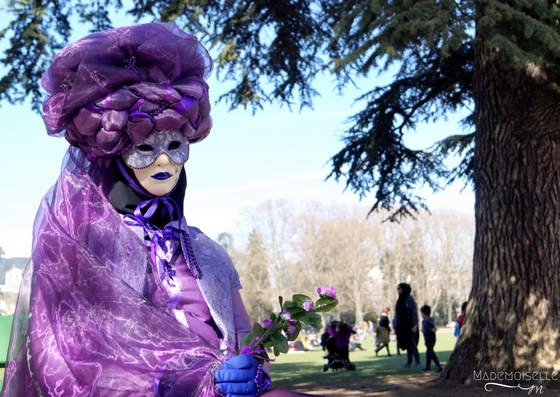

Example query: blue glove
[215,354,271,397]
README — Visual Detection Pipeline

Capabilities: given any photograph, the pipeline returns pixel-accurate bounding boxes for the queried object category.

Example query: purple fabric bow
[124,197,203,281]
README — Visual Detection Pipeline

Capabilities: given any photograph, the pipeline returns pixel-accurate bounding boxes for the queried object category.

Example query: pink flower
[262,319,274,329]
[285,320,297,337]
[280,311,292,321]
[303,300,313,312]
[317,285,338,300]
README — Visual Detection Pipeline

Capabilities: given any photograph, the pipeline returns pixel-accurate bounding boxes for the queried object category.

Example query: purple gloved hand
[215,354,271,397]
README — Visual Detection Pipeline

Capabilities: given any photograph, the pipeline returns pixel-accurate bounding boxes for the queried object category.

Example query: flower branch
[238,285,339,362]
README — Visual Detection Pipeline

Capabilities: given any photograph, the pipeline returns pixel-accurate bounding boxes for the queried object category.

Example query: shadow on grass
[270,347,455,395]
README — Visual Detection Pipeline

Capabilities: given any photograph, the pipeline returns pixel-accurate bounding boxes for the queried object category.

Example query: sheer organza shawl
[1,147,226,397]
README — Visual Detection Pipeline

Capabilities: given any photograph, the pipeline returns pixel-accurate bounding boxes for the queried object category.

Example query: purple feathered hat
[41,23,213,161]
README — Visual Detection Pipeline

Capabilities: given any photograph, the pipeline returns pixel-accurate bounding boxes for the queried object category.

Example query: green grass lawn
[0,315,13,391]
[0,316,13,365]
[270,328,457,390]
[0,325,457,394]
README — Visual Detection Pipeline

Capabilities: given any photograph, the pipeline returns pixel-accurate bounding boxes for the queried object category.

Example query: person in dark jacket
[394,283,421,367]
[420,305,442,372]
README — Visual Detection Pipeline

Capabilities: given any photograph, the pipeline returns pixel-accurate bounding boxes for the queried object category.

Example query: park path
[293,372,560,396]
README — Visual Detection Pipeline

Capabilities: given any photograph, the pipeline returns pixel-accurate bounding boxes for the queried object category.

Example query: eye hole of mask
[168,141,181,150]
[122,130,190,169]
[137,144,154,152]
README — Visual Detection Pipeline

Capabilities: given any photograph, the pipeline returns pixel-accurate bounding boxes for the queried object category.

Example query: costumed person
[394,283,420,368]
[1,23,317,397]
[374,307,391,357]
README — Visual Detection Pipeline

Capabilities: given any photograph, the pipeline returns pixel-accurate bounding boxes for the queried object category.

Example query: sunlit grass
[270,328,457,389]
[0,324,458,393]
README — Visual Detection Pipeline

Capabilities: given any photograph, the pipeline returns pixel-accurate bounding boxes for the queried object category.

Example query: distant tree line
[218,199,473,328]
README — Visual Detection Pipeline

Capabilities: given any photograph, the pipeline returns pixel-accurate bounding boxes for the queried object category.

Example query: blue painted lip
[151,172,172,180]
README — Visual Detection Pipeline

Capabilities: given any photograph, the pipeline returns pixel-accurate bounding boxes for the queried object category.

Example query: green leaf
[314,297,338,313]
[278,296,284,309]
[252,322,265,338]
[302,312,323,329]
[292,294,312,306]
[240,332,255,348]
[272,323,282,334]
[282,300,297,310]
[286,306,307,320]
[270,312,277,321]
[271,332,289,356]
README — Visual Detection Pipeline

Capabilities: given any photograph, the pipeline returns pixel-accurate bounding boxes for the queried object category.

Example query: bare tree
[238,199,297,308]
[361,210,474,323]
[422,211,474,321]
[292,202,383,326]
[233,200,474,328]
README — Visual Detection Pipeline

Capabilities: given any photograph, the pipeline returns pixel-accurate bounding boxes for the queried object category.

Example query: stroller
[320,327,356,372]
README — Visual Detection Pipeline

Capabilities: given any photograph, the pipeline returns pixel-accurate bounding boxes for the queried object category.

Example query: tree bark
[441,30,560,387]
[352,279,364,328]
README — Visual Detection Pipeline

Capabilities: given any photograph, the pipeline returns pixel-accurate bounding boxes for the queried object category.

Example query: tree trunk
[447,297,452,325]
[441,35,560,387]
[353,280,364,328]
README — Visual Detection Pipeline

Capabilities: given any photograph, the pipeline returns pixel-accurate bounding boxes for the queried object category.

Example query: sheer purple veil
[1,148,229,396]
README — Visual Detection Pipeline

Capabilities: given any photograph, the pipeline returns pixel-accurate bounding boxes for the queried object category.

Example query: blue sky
[0,15,475,258]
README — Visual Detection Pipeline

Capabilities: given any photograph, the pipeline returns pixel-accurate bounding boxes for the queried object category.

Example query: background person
[420,305,443,372]
[394,283,420,368]
[374,307,392,357]
[455,301,468,343]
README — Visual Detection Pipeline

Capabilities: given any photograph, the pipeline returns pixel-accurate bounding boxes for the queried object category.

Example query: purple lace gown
[1,147,251,397]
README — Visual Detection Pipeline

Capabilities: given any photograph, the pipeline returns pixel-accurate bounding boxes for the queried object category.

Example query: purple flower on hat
[317,285,338,300]
[303,300,313,312]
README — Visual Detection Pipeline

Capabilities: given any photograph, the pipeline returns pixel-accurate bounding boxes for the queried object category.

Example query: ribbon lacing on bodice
[123,197,203,283]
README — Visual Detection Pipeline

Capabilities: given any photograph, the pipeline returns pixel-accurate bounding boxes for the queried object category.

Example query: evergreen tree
[239,229,272,323]
[216,232,235,254]
[3,0,560,384]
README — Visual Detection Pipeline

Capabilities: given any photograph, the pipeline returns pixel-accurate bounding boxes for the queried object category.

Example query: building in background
[0,258,28,315]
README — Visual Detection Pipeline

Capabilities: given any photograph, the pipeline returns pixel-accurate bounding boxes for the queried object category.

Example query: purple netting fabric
[0,148,231,397]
